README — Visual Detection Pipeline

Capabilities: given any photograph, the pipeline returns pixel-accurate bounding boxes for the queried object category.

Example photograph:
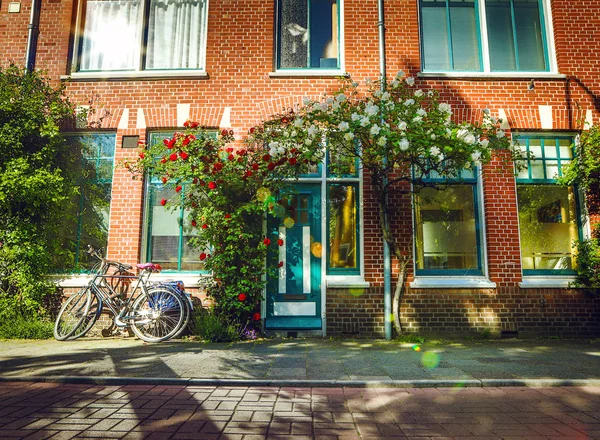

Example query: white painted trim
[539,105,553,129]
[326,276,370,289]
[279,226,287,294]
[477,168,491,280]
[269,70,347,78]
[410,277,496,289]
[519,277,577,289]
[303,226,311,294]
[418,72,565,79]
[53,273,211,289]
[62,71,209,81]
[274,302,316,316]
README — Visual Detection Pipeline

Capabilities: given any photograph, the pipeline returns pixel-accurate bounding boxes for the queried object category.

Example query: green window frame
[276,0,341,70]
[73,0,209,73]
[413,168,484,276]
[515,134,582,275]
[419,0,551,73]
[66,133,116,271]
[143,131,213,273]
[326,150,360,275]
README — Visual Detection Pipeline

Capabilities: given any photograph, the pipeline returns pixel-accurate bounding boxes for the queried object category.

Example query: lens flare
[349,288,364,297]
[283,217,295,228]
[256,187,271,202]
[311,242,322,258]
[412,345,422,352]
[421,351,440,369]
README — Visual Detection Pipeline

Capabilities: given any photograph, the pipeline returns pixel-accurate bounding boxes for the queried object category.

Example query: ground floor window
[515,134,581,275]
[414,170,483,275]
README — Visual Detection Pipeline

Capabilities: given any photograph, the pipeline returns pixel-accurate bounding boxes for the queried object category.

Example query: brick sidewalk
[0,382,599,439]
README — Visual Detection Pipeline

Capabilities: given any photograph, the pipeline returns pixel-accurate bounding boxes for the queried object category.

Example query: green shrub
[190,308,241,342]
[0,313,53,339]
[572,228,600,296]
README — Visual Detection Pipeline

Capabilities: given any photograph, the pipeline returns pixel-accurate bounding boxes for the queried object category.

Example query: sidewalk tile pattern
[0,382,599,439]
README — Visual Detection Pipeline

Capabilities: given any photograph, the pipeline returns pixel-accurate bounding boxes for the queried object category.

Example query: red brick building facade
[1,0,599,337]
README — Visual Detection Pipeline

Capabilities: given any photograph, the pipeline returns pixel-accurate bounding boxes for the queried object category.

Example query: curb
[2,376,600,388]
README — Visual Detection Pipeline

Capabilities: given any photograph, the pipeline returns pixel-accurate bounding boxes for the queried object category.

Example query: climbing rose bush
[128,124,324,328]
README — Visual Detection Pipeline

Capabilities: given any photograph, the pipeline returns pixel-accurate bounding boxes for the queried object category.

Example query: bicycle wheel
[53,287,92,341]
[68,292,102,340]
[130,288,185,342]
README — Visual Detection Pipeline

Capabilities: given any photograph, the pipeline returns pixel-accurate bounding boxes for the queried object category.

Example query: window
[420,0,551,72]
[276,0,340,70]
[516,135,581,275]
[414,169,484,275]
[66,133,116,270]
[74,0,208,72]
[326,151,360,274]
[143,132,208,272]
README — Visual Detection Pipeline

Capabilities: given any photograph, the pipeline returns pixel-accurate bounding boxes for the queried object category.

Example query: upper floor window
[420,0,551,73]
[414,168,484,276]
[515,135,581,275]
[73,0,209,73]
[276,0,340,70]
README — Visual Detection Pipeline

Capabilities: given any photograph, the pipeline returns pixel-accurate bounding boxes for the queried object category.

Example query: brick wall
[3,0,600,337]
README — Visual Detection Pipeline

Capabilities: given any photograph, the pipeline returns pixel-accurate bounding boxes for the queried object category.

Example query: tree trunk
[392,259,409,335]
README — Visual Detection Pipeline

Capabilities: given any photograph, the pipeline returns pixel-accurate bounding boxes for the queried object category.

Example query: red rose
[228,154,234,161]
[199,252,207,261]
[252,313,261,321]
[175,185,182,193]
[202,224,208,229]
[263,154,271,162]
[160,157,167,164]
[162,177,168,184]
[238,293,247,301]
[252,163,259,171]
[160,199,167,206]
[139,152,145,159]
[193,178,199,185]
[208,181,217,190]
[191,122,199,128]
[182,137,190,146]
[226,148,234,153]
[289,157,297,165]
[263,238,271,246]
[245,170,253,178]
[224,214,231,219]
[169,153,178,161]
[249,127,255,134]
[229,129,234,135]
[180,151,189,160]
[167,138,176,149]
[221,129,229,136]
[183,120,190,128]
[278,239,284,246]
[163,139,169,146]
[278,261,284,268]
[291,148,298,154]
[214,162,223,171]
[191,220,197,227]
[239,150,246,156]
[267,163,275,171]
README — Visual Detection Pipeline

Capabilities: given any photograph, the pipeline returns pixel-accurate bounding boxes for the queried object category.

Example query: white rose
[365,104,379,116]
[496,129,505,138]
[338,121,350,131]
[413,116,423,123]
[406,77,415,86]
[414,89,423,97]
[308,125,318,137]
[320,102,328,112]
[382,91,391,101]
[399,138,410,151]
[377,136,387,146]
[351,113,361,121]
[404,99,415,106]
[398,121,407,131]
[416,108,427,117]
[480,139,489,148]
[360,117,370,127]
[370,125,381,136]
[336,93,347,102]
[344,132,355,141]
[438,103,451,113]
[294,117,303,127]
[302,96,311,105]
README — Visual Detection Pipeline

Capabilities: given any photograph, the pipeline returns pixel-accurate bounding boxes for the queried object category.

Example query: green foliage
[559,124,600,213]
[129,124,323,327]
[189,307,241,342]
[570,227,600,296]
[0,309,54,339]
[0,65,80,320]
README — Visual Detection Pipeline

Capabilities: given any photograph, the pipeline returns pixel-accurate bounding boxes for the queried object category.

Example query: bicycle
[54,247,192,342]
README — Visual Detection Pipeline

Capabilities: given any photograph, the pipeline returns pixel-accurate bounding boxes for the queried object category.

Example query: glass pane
[79,0,141,71]
[421,0,451,70]
[146,0,207,69]
[530,161,545,179]
[329,185,357,270]
[544,139,558,158]
[449,0,480,70]
[310,0,338,68]
[415,185,480,271]
[77,182,113,269]
[527,138,542,158]
[328,149,358,176]
[486,0,516,71]
[279,0,308,68]
[513,0,546,71]
[545,161,559,179]
[516,161,529,179]
[150,186,180,270]
[558,139,573,159]
[517,185,578,270]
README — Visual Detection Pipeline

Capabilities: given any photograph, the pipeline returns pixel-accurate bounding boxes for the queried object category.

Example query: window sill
[52,273,210,288]
[269,70,348,78]
[418,72,566,80]
[519,277,577,289]
[326,276,370,289]
[410,277,496,289]
[61,71,209,81]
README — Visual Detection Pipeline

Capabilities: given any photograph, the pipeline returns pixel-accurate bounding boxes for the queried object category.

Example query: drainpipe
[377,0,392,341]
[25,0,41,72]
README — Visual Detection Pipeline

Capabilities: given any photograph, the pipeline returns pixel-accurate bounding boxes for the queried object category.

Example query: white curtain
[146,0,207,69]
[80,0,142,71]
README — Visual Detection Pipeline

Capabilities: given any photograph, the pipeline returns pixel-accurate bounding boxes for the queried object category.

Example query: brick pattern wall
[3,0,600,337]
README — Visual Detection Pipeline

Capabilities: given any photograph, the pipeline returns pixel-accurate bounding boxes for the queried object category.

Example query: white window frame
[418,0,559,78]
[69,0,210,79]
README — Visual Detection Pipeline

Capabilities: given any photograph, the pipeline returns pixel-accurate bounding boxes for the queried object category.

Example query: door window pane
[415,185,480,272]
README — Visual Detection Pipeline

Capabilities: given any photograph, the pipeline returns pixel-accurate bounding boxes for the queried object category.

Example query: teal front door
[265,185,322,330]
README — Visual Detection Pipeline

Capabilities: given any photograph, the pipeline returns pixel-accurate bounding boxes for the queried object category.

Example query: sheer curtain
[146,0,208,69]
[80,0,142,71]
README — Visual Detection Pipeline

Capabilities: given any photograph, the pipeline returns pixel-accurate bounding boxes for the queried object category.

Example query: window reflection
[329,185,357,269]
